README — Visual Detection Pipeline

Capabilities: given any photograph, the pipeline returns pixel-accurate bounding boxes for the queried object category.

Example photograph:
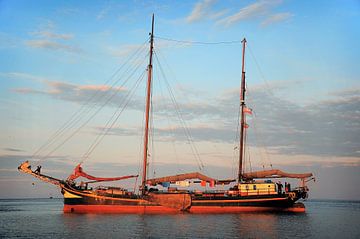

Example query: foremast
[238,38,247,183]
[142,14,155,195]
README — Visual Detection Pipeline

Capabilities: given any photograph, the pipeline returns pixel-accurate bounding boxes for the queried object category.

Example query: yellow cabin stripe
[193,197,287,203]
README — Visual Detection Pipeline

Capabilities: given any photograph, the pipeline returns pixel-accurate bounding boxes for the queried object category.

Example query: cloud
[222,86,360,157]
[25,40,82,54]
[31,30,74,40]
[0,153,75,183]
[185,0,292,27]
[11,72,360,158]
[108,40,190,60]
[108,44,145,58]
[0,72,47,82]
[56,7,80,16]
[97,6,110,20]
[13,80,131,107]
[186,0,228,23]
[103,125,234,143]
[25,21,82,54]
[3,148,24,152]
[0,153,69,162]
[0,32,18,48]
[211,85,360,158]
[186,0,215,22]
[216,0,281,26]
[261,12,293,26]
[94,84,360,158]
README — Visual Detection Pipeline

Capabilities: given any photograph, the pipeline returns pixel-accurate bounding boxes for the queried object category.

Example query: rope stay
[154,67,185,174]
[155,36,244,45]
[35,41,148,161]
[245,43,275,170]
[42,54,149,162]
[153,50,204,171]
[80,70,147,163]
[32,41,149,163]
[33,35,249,175]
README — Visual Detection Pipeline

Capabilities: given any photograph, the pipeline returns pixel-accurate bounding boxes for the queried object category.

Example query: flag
[244,107,252,115]
[200,180,206,187]
[244,123,249,129]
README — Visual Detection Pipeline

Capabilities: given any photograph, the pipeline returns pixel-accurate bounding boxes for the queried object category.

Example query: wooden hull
[189,205,305,213]
[63,205,181,214]
[63,204,305,213]
[61,184,305,214]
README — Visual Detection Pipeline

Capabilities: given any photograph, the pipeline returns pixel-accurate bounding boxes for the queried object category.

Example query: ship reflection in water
[1,199,359,238]
[61,212,298,238]
[235,214,278,238]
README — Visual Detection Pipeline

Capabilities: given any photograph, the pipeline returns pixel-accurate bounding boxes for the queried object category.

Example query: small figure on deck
[79,181,85,189]
[277,181,283,194]
[285,182,288,193]
[287,183,291,192]
[34,165,41,174]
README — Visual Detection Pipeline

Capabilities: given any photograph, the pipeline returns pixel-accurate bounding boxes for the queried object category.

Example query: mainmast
[238,38,247,183]
[142,14,154,194]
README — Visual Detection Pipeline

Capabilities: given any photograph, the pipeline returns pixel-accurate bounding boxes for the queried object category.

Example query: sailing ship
[18,15,313,214]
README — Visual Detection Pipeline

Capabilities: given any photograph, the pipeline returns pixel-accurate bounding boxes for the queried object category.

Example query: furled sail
[147,172,216,185]
[67,164,138,182]
[147,172,235,186]
[243,169,313,179]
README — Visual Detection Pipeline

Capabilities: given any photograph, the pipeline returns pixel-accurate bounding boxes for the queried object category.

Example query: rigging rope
[32,41,149,162]
[155,68,185,174]
[245,125,253,174]
[41,51,149,161]
[246,45,275,169]
[155,36,244,45]
[232,79,243,179]
[154,50,204,171]
[149,81,156,178]
[247,43,275,97]
[81,70,147,163]
[246,88,273,170]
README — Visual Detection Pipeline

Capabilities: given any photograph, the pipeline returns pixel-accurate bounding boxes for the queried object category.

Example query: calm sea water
[0,199,359,239]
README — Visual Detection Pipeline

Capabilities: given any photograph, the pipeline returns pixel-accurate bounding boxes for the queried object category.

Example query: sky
[0,0,359,200]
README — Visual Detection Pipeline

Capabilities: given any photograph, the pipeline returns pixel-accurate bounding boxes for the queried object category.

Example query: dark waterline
[0,199,359,238]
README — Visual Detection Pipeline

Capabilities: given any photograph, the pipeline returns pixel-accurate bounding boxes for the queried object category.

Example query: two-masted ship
[19,15,313,213]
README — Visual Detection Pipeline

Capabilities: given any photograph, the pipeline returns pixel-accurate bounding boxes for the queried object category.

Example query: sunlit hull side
[63,204,305,214]
[61,184,305,214]
[63,205,180,214]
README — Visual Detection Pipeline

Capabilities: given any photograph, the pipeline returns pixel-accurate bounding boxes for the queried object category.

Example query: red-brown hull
[189,205,305,213]
[61,183,306,214]
[63,204,305,214]
[63,205,180,214]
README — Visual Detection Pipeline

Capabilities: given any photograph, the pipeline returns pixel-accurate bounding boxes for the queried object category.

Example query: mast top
[151,14,154,36]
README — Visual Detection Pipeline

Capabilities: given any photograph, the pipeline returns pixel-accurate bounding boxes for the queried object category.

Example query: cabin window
[253,185,256,190]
